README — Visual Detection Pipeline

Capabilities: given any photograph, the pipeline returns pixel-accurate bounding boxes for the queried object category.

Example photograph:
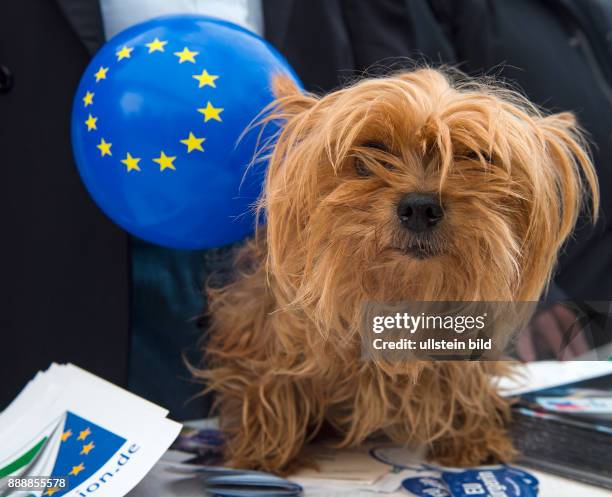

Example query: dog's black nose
[397,193,443,232]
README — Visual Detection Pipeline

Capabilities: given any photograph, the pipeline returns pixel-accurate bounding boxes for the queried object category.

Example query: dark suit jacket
[0,1,129,409]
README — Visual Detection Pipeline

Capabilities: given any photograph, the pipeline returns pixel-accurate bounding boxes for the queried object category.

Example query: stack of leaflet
[510,370,612,490]
[0,363,181,497]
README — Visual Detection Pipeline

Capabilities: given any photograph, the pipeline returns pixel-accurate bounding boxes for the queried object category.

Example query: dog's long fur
[196,69,598,473]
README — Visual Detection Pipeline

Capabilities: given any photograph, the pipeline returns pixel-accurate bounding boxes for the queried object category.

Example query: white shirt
[99,0,264,40]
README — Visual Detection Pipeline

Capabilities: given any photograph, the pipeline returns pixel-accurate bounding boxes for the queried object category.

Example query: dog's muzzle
[397,193,443,233]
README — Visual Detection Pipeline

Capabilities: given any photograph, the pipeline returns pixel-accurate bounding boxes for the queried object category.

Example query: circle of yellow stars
[82,38,223,174]
[45,427,95,495]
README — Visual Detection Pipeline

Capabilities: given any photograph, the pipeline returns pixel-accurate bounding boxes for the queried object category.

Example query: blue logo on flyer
[46,412,126,496]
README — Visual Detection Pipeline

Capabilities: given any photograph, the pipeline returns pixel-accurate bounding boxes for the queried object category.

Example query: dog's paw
[429,429,518,467]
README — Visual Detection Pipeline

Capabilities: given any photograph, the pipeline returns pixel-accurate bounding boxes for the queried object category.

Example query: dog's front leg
[216,375,313,474]
[426,362,518,466]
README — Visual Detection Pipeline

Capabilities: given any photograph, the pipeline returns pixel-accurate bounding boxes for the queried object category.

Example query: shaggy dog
[197,69,598,473]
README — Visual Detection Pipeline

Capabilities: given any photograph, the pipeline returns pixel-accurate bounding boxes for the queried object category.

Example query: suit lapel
[56,0,105,54]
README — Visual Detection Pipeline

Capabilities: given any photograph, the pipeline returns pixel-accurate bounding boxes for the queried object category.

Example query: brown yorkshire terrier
[197,69,598,474]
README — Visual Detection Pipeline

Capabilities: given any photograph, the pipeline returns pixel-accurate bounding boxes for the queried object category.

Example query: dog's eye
[355,160,372,177]
[462,150,493,163]
[354,141,395,176]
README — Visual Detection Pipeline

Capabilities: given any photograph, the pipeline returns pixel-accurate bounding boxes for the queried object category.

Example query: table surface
[130,362,612,496]
[128,455,612,497]
[529,469,611,497]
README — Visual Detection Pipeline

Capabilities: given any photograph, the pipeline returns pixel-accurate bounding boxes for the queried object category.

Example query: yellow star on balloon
[146,37,167,53]
[70,463,85,476]
[197,102,223,122]
[44,487,60,496]
[94,66,108,82]
[83,91,94,107]
[121,152,142,172]
[192,69,218,88]
[81,441,95,455]
[61,430,72,442]
[180,132,205,153]
[116,45,133,61]
[174,47,199,64]
[77,428,91,441]
[85,114,98,131]
[97,138,112,157]
[153,151,177,171]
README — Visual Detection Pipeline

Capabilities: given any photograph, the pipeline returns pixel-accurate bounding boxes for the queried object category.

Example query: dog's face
[261,70,598,333]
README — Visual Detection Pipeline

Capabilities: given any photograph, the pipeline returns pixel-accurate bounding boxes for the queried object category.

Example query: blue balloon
[72,15,300,249]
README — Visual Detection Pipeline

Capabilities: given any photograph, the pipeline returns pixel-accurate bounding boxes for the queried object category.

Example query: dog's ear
[517,109,599,299]
[537,111,599,227]
[271,75,316,117]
